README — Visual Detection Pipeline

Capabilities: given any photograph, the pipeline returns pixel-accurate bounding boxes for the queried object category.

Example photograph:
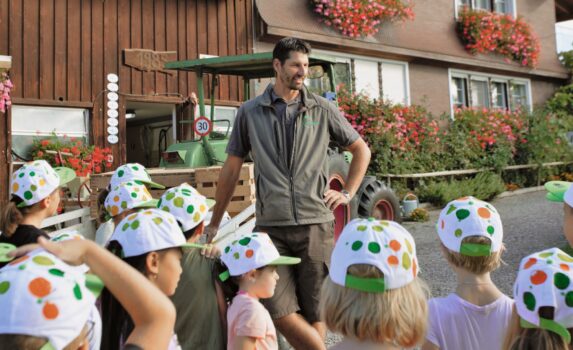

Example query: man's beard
[283,72,304,90]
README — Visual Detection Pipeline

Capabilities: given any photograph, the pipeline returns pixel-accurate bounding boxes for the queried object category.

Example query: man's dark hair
[273,37,311,65]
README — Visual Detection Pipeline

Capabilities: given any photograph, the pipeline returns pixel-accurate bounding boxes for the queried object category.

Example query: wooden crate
[88,164,255,219]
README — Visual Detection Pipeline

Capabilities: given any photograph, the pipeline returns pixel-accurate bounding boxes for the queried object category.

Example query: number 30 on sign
[194,116,212,136]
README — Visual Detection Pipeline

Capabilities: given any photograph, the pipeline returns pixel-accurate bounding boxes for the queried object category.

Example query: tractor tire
[357,180,402,223]
[327,151,357,241]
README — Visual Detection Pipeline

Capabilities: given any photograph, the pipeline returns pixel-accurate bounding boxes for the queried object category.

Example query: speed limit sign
[194,116,212,136]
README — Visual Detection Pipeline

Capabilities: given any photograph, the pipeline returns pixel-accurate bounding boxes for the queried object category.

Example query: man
[205,37,371,349]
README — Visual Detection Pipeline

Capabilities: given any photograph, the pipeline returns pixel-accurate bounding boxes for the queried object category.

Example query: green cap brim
[345,275,386,293]
[521,317,571,344]
[85,274,105,298]
[54,167,77,186]
[0,243,17,262]
[181,243,208,250]
[206,199,216,209]
[269,256,301,266]
[143,180,165,190]
[544,181,572,203]
[134,199,159,209]
[460,242,492,257]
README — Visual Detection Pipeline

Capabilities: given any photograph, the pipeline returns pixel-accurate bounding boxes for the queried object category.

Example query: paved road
[403,189,566,297]
[305,190,566,348]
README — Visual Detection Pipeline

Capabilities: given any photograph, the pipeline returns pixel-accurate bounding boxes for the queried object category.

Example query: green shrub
[418,172,506,207]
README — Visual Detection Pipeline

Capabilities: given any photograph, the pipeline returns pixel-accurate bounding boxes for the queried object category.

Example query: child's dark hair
[0,196,32,237]
[100,240,148,350]
[215,260,240,302]
[183,224,200,241]
[272,37,311,65]
[97,188,110,224]
[214,261,270,302]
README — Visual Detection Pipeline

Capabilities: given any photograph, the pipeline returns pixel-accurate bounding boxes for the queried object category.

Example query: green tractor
[161,52,401,239]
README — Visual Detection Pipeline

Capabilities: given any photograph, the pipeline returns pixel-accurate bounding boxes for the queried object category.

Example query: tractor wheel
[357,180,402,223]
[327,152,357,241]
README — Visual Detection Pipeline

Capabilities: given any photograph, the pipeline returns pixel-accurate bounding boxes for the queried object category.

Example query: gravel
[283,189,567,348]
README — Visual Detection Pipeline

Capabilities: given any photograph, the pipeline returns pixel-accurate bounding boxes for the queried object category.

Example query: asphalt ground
[317,189,567,348]
[405,189,566,297]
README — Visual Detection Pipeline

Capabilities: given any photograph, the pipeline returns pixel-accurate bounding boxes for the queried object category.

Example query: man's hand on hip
[323,189,351,211]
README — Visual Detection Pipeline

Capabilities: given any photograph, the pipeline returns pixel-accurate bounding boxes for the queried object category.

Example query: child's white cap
[0,249,99,350]
[437,196,503,256]
[330,218,418,293]
[219,232,300,281]
[514,248,573,343]
[545,181,573,207]
[105,180,158,217]
[50,231,90,274]
[158,183,215,232]
[10,160,76,207]
[109,163,164,190]
[110,208,193,258]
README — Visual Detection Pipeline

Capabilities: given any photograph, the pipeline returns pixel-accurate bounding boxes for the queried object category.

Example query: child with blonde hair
[319,218,427,349]
[219,232,301,350]
[503,247,573,350]
[423,196,513,350]
[0,234,176,350]
[101,208,193,350]
[0,160,75,252]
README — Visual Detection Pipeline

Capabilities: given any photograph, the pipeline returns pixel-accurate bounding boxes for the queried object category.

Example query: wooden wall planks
[0,0,253,202]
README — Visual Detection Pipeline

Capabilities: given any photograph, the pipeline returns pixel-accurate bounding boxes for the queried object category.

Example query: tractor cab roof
[164,52,337,79]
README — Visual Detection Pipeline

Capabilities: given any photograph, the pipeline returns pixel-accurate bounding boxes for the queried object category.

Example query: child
[545,181,573,254]
[319,218,428,349]
[219,232,301,350]
[0,160,76,250]
[423,196,513,350]
[0,235,176,350]
[96,180,158,246]
[95,163,164,246]
[158,183,227,350]
[503,247,573,350]
[101,208,191,350]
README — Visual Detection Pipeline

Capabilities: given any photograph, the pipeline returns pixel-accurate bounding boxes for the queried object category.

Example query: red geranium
[30,135,113,177]
[312,0,414,38]
[456,7,540,67]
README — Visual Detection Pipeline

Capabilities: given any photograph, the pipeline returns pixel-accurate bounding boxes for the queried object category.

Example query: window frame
[454,0,516,18]
[313,49,411,105]
[448,69,532,118]
[10,105,91,164]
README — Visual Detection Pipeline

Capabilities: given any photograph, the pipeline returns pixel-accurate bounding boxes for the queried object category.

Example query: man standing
[205,37,371,349]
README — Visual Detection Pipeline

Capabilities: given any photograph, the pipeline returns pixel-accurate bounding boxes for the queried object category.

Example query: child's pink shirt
[227,292,278,350]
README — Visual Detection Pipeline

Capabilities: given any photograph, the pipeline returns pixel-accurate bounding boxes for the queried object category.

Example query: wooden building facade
[0,0,253,202]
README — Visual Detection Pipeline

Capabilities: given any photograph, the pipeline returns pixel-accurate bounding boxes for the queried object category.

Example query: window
[354,60,380,99]
[452,77,468,108]
[353,59,409,105]
[491,81,508,109]
[305,62,352,96]
[306,53,410,105]
[456,0,515,16]
[203,106,237,134]
[510,83,528,109]
[11,106,89,162]
[470,79,490,108]
[449,70,531,115]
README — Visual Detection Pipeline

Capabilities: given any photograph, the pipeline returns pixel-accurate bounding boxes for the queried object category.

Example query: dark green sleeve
[225,106,251,158]
[327,104,360,148]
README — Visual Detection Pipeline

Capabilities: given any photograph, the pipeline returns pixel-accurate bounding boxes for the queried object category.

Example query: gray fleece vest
[244,85,337,226]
